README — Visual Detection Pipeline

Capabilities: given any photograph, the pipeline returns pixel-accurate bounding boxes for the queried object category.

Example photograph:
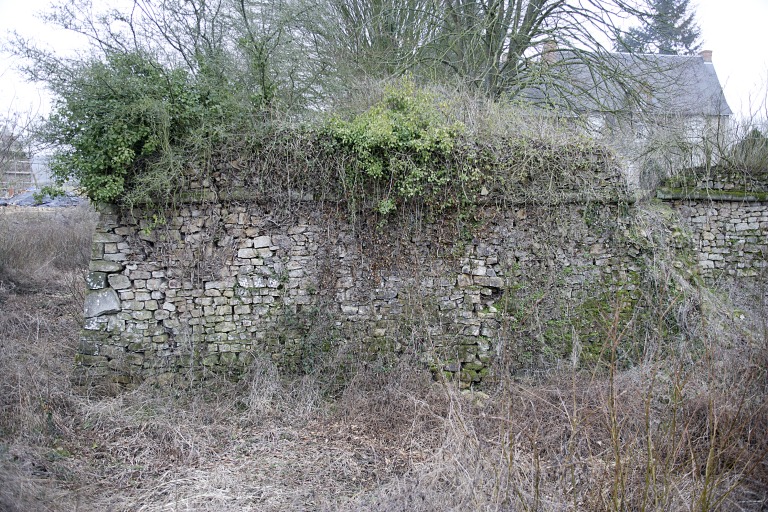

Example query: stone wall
[76,162,768,388]
[672,200,768,277]
[658,168,768,278]
[77,196,647,387]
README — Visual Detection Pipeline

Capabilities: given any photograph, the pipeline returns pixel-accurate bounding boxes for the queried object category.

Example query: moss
[457,344,478,361]
[542,319,573,360]
[460,369,481,383]
[657,187,768,202]
[219,352,238,366]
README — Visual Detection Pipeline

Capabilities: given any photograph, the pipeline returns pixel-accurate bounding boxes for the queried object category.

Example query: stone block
[84,288,121,318]
[103,252,127,262]
[91,242,104,259]
[89,260,124,273]
[488,277,505,288]
[238,248,259,259]
[114,227,134,236]
[86,272,108,290]
[215,322,237,333]
[74,354,108,367]
[82,317,103,331]
[252,235,272,248]
[132,310,153,321]
[471,266,487,276]
[234,305,250,315]
[456,274,473,287]
[108,274,131,290]
[92,232,123,243]
[146,279,163,290]
[474,276,490,287]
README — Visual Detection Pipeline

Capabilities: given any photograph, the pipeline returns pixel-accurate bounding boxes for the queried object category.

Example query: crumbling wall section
[76,196,642,387]
[76,160,768,388]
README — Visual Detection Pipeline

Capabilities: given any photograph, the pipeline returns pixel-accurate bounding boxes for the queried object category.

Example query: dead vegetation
[0,205,766,511]
[0,205,96,292]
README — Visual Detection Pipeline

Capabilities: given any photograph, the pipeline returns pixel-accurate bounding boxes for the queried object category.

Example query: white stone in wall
[83,288,121,318]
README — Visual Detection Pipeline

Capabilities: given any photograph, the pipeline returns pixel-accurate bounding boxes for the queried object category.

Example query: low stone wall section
[671,199,767,277]
[76,174,768,387]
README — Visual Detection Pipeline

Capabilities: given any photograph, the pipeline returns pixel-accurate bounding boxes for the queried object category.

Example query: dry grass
[0,205,97,292]
[0,206,766,511]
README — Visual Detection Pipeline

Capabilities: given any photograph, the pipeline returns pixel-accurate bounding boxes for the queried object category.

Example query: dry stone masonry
[76,162,768,388]
[675,201,767,277]
[659,167,768,278]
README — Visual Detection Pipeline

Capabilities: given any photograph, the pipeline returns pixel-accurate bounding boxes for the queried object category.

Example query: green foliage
[325,80,475,214]
[37,55,615,212]
[32,185,65,205]
[43,52,201,204]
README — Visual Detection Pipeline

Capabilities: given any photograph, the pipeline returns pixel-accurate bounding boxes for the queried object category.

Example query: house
[524,48,732,195]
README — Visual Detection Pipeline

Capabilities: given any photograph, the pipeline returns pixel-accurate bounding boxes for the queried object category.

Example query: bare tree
[16,0,689,109]
[317,0,438,77]
[22,0,333,112]
[0,111,34,196]
[311,0,660,101]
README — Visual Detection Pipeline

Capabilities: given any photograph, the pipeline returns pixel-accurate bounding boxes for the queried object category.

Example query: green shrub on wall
[324,80,480,214]
[40,60,618,214]
[42,52,202,204]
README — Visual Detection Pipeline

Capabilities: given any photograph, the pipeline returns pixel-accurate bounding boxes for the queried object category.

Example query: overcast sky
[1,0,767,123]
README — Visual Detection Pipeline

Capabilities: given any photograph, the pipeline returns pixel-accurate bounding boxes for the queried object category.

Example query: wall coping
[656,187,768,202]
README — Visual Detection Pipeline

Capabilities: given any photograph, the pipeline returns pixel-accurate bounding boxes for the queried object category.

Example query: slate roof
[523,51,732,117]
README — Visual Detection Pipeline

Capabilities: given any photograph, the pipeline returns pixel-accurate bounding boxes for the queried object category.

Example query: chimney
[699,50,712,63]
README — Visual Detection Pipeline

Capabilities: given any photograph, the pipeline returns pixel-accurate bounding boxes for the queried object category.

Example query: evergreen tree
[616,0,702,55]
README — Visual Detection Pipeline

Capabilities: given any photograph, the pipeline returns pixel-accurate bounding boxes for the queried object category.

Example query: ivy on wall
[324,80,476,215]
[41,59,620,215]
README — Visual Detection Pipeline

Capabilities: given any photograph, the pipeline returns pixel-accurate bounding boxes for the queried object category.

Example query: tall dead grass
[0,204,766,511]
[332,310,767,511]
[0,204,97,291]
